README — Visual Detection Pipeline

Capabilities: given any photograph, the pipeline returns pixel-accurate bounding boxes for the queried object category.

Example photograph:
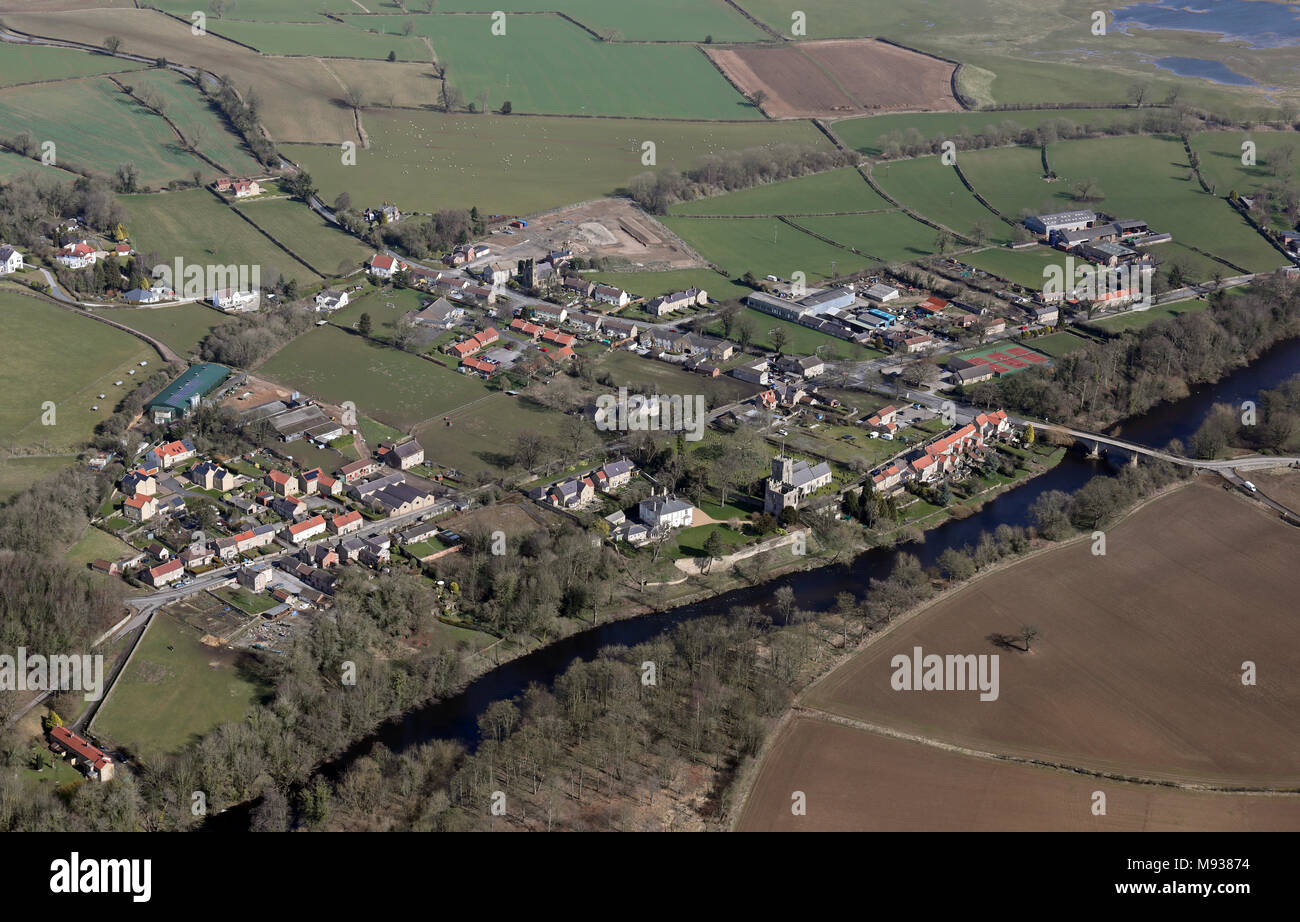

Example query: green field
[956,145,1056,220]
[121,189,323,286]
[412,391,579,475]
[65,526,137,568]
[0,77,210,188]
[0,290,153,453]
[120,70,264,178]
[259,325,490,429]
[960,245,1073,290]
[962,136,1285,275]
[1022,330,1094,357]
[0,456,77,503]
[597,350,762,405]
[93,612,268,760]
[0,45,142,88]
[707,307,882,361]
[1090,299,1210,332]
[328,287,428,344]
[669,167,891,216]
[235,198,371,277]
[792,211,942,265]
[1190,130,1300,230]
[150,0,357,19]
[416,0,766,42]
[284,112,829,215]
[661,216,875,281]
[111,303,233,357]
[353,13,756,119]
[585,269,750,303]
[207,19,433,60]
[873,158,1009,242]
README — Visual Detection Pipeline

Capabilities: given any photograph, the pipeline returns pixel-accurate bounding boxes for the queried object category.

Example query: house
[731,359,770,386]
[146,439,196,470]
[531,305,568,325]
[871,462,906,494]
[883,331,934,354]
[211,289,258,312]
[285,514,327,545]
[301,468,341,496]
[237,565,273,592]
[447,327,500,359]
[122,288,163,304]
[121,469,157,497]
[48,727,114,782]
[180,544,215,570]
[548,476,595,509]
[189,461,236,492]
[510,318,543,339]
[146,543,171,562]
[368,253,407,278]
[145,558,185,587]
[461,355,499,377]
[301,543,340,569]
[156,495,186,516]
[123,494,157,523]
[1034,305,1059,326]
[379,438,424,470]
[369,482,437,516]
[600,317,640,342]
[981,317,1007,336]
[540,328,576,348]
[646,287,706,317]
[764,456,834,515]
[600,458,636,492]
[593,284,629,307]
[974,409,1012,437]
[638,494,694,530]
[0,244,22,275]
[864,283,899,303]
[487,261,513,287]
[314,289,349,311]
[409,297,464,329]
[349,471,405,501]
[56,241,97,269]
[563,276,595,298]
[272,494,308,519]
[339,458,380,483]
[266,469,298,496]
[231,178,261,198]
[330,509,364,535]
[777,354,826,378]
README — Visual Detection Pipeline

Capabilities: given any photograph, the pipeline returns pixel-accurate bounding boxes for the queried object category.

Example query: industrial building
[145,363,231,424]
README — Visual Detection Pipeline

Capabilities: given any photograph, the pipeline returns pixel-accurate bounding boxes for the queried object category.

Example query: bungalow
[0,244,23,274]
[339,458,380,484]
[638,494,694,530]
[600,317,640,342]
[458,283,497,305]
[123,288,162,305]
[48,727,114,782]
[56,241,97,269]
[409,297,464,329]
[189,460,236,492]
[379,438,425,470]
[540,328,576,348]
[368,253,407,278]
[146,439,196,470]
[266,469,298,496]
[123,494,157,523]
[593,284,630,307]
[461,355,499,376]
[314,289,349,311]
[285,514,328,545]
[145,558,185,587]
[446,327,500,358]
[330,509,364,535]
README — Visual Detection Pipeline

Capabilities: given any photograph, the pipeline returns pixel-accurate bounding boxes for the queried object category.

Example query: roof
[50,726,110,770]
[146,364,230,415]
[333,510,362,528]
[288,515,326,536]
[153,439,194,459]
[149,559,184,579]
[641,495,692,516]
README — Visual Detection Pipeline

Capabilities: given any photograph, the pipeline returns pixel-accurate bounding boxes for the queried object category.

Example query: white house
[638,494,694,530]
[212,289,258,312]
[56,241,97,269]
[0,245,23,274]
[314,289,349,311]
[594,284,630,307]
[368,254,407,278]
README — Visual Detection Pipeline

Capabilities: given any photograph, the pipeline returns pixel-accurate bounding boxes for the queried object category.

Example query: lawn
[669,167,892,216]
[873,158,1010,243]
[793,211,942,264]
[671,522,750,558]
[92,611,268,760]
[706,307,882,361]
[660,215,875,281]
[329,287,427,343]
[121,189,323,286]
[258,325,490,429]
[282,112,829,215]
[64,526,137,569]
[206,19,433,61]
[213,586,278,615]
[585,269,750,304]
[0,44,142,88]
[0,77,206,188]
[0,291,153,453]
[352,12,757,119]
[411,391,581,476]
[235,197,371,278]
[110,303,233,357]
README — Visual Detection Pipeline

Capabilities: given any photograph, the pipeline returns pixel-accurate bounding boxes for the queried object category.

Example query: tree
[512,431,545,471]
[439,83,464,112]
[1023,423,1035,445]
[769,327,788,355]
[357,312,372,336]
[934,229,955,255]
[749,89,767,110]
[1127,82,1149,108]
[500,100,512,115]
[345,85,365,112]
[702,528,725,564]
[104,36,123,54]
[1019,625,1039,651]
[401,18,415,36]
[333,191,351,213]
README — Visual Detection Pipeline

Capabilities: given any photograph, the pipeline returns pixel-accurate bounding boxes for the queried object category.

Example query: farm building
[1024,210,1096,236]
[146,364,231,424]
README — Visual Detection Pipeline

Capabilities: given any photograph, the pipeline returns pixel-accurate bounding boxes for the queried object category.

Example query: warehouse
[146,363,231,424]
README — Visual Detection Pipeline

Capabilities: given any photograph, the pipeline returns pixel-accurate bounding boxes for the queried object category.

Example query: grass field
[706,307,882,360]
[960,245,1074,290]
[110,303,233,357]
[413,0,766,42]
[1090,299,1209,332]
[873,158,1009,242]
[329,287,427,343]
[119,70,263,178]
[669,167,891,216]
[0,456,77,503]
[149,0,356,18]
[962,136,1285,275]
[412,391,579,475]
[207,19,433,61]
[585,269,750,304]
[64,526,137,568]
[0,291,153,453]
[0,44,141,87]
[660,216,875,280]
[284,112,828,216]
[1190,130,1300,230]
[121,189,323,286]
[93,611,268,760]
[597,350,761,406]
[738,717,1300,831]
[235,198,371,277]
[802,480,1300,787]
[353,13,756,119]
[1021,330,1092,357]
[0,77,206,188]
[792,211,942,264]
[258,325,489,430]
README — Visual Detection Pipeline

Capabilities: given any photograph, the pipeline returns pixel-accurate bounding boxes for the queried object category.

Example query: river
[206,335,1300,829]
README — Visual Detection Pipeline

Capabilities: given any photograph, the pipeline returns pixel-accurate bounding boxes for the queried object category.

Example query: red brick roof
[50,726,110,771]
